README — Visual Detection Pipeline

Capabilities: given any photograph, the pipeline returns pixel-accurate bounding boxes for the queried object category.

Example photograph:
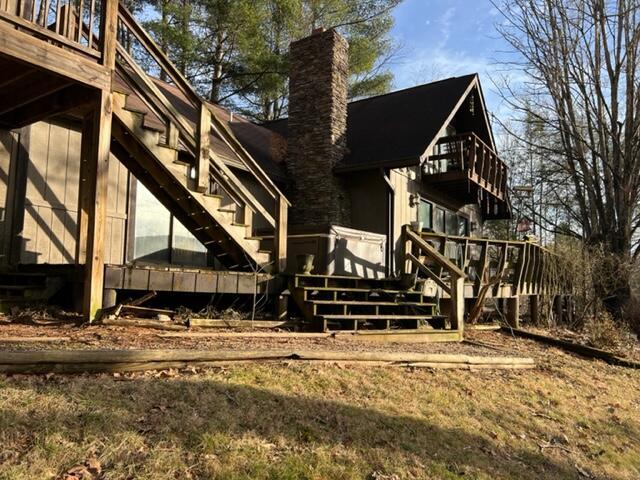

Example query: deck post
[554,295,564,326]
[506,296,520,328]
[79,90,113,321]
[274,194,288,273]
[530,294,539,325]
[451,275,465,337]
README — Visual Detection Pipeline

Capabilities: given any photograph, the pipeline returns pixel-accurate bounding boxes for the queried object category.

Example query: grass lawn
[0,332,638,480]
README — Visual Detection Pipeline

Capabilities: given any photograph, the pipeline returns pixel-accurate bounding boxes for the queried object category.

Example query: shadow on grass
[0,372,619,480]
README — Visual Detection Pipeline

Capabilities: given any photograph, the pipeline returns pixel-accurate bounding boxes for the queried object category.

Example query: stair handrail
[403,225,465,332]
[115,3,289,207]
[115,46,277,229]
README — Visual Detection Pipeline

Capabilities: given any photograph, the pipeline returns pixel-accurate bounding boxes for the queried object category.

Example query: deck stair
[0,272,66,313]
[289,274,449,332]
[110,87,270,271]
[107,5,290,273]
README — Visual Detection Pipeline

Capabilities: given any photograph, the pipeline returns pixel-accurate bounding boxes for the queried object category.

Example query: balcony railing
[0,0,106,60]
[424,132,508,201]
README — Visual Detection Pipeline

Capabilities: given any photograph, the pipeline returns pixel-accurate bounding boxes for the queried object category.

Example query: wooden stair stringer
[111,100,270,270]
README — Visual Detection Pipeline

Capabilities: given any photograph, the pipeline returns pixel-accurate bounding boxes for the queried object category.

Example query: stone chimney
[286,28,351,226]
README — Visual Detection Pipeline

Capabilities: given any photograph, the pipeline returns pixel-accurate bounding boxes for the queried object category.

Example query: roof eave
[333,156,420,174]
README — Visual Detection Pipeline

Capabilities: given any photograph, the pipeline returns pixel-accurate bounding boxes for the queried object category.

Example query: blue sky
[390,0,508,119]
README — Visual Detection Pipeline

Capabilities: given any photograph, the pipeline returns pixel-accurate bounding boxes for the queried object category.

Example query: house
[0,1,571,339]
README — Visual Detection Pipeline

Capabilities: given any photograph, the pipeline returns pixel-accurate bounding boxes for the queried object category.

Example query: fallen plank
[466,324,502,331]
[127,291,157,307]
[120,305,175,316]
[101,318,187,331]
[501,327,640,369]
[0,336,71,343]
[0,348,535,374]
[291,350,534,366]
[188,318,295,329]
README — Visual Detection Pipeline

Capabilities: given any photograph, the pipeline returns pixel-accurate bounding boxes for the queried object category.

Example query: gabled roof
[264,73,481,171]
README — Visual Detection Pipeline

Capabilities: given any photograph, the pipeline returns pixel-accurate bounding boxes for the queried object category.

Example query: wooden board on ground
[0,336,71,342]
[101,318,186,331]
[188,318,295,329]
[501,327,640,369]
[0,348,535,374]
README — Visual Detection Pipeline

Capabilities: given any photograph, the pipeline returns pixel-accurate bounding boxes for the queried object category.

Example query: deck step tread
[309,300,436,306]
[298,286,417,294]
[294,274,396,281]
[319,314,442,320]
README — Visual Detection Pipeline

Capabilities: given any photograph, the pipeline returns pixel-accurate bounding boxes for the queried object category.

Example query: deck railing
[403,226,465,332]
[114,3,289,271]
[424,132,509,200]
[0,0,106,59]
[417,231,572,297]
[403,226,572,329]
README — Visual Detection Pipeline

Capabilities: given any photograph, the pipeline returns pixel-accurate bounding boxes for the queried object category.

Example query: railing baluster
[55,0,61,34]
[76,0,83,42]
[43,0,49,26]
[65,0,72,38]
[31,0,36,23]
[88,0,94,48]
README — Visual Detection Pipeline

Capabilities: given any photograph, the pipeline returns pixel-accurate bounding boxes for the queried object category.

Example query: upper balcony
[0,0,114,95]
[422,132,509,204]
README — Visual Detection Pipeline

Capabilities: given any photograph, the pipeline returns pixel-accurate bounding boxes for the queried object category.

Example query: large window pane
[445,211,458,235]
[458,216,469,236]
[434,208,445,233]
[172,218,208,267]
[132,181,208,266]
[133,182,170,263]
[419,199,432,229]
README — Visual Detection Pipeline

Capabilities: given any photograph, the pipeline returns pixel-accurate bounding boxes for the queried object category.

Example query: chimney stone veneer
[287,28,351,226]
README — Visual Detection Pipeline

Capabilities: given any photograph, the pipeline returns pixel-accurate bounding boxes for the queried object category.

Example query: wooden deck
[104,264,281,296]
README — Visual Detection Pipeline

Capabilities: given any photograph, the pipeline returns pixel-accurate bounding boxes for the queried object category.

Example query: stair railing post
[274,194,288,273]
[196,103,211,193]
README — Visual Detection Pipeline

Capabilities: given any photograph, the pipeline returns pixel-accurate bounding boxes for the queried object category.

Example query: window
[434,207,445,233]
[133,182,171,263]
[458,216,469,236]
[419,199,432,229]
[445,211,458,235]
[132,180,208,267]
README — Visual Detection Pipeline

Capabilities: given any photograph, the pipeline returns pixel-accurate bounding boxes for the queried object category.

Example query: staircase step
[320,314,438,320]
[308,300,436,307]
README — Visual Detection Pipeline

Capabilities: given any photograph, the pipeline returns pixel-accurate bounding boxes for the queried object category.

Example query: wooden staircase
[109,5,289,273]
[290,274,449,333]
[110,89,270,270]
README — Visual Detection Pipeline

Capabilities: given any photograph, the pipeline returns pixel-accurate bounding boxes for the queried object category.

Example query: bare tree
[493,0,640,317]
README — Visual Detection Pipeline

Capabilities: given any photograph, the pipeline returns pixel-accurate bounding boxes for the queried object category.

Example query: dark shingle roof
[263,74,477,171]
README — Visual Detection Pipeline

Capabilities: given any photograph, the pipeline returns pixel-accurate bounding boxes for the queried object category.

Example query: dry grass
[0,333,639,480]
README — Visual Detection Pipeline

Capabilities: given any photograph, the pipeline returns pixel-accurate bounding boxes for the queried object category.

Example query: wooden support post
[554,295,564,325]
[451,275,465,336]
[99,0,118,69]
[196,104,211,192]
[530,295,539,325]
[274,194,287,273]
[506,296,520,328]
[78,90,113,322]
